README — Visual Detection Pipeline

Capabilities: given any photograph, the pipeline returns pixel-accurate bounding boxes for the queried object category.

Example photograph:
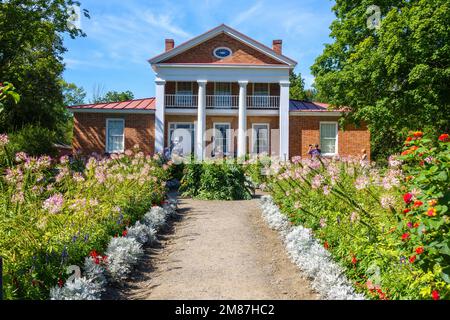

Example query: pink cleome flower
[0,133,9,147]
[43,193,64,214]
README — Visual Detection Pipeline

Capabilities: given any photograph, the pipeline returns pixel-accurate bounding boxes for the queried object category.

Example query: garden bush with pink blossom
[267,132,449,300]
[0,139,170,299]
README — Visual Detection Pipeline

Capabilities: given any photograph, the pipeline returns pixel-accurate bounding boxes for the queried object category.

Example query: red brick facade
[73,113,155,155]
[289,115,371,160]
[73,113,370,159]
[162,33,284,65]
[165,115,280,155]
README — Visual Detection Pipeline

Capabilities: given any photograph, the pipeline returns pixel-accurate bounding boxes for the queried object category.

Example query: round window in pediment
[213,47,233,59]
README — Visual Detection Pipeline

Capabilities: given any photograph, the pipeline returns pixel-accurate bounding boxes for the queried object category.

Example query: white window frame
[252,83,270,107]
[175,82,194,106]
[175,81,193,95]
[320,121,339,156]
[252,83,270,96]
[214,82,233,108]
[168,122,196,155]
[106,118,125,154]
[251,123,270,155]
[213,122,232,156]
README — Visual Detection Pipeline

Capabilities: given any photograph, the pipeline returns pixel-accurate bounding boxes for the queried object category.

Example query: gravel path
[106,194,318,300]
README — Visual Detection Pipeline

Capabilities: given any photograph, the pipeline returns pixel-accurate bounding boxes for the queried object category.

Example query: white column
[155,79,166,154]
[279,81,290,161]
[237,81,248,158]
[196,80,207,160]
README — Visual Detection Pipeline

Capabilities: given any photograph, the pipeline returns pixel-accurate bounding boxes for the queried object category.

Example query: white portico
[149,24,296,160]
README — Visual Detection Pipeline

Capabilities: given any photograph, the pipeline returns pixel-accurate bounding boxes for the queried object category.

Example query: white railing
[165,95,279,109]
[206,95,239,108]
[165,94,198,108]
[247,96,279,109]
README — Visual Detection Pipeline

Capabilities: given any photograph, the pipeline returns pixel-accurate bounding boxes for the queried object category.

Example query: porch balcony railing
[165,94,279,109]
[247,95,280,109]
[206,95,239,108]
[165,94,198,108]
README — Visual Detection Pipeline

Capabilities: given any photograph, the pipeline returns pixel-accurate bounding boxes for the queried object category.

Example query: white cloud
[142,12,192,38]
[230,2,263,27]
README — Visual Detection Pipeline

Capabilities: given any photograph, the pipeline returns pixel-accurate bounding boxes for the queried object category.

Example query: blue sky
[63,0,336,101]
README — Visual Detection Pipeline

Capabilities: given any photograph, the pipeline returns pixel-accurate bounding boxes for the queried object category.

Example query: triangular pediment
[149,24,296,67]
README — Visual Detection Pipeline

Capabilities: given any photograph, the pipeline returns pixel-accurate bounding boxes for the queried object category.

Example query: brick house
[69,24,370,160]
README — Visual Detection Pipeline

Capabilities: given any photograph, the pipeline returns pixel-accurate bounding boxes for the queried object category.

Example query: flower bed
[266,132,449,300]
[0,139,171,300]
[50,200,178,300]
[260,195,364,300]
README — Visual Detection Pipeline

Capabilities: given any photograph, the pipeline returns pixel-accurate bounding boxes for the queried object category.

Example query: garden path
[106,193,318,300]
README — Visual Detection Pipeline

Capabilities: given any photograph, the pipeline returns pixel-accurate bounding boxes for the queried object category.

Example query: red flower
[351,256,358,265]
[416,247,424,255]
[427,208,437,217]
[89,250,98,258]
[438,134,449,142]
[403,208,411,214]
[401,150,411,156]
[409,255,416,263]
[376,289,387,300]
[432,290,440,300]
[405,137,412,142]
[413,222,420,228]
[413,131,423,138]
[414,201,423,207]
[401,233,410,241]
[122,230,128,237]
[403,193,413,204]
[324,241,329,250]
[58,278,64,288]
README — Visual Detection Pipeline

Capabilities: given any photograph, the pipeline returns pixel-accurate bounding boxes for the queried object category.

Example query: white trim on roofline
[148,24,297,67]
[68,109,155,114]
[155,64,292,69]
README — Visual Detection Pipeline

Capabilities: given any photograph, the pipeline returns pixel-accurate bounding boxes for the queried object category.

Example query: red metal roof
[68,98,345,113]
[68,98,156,110]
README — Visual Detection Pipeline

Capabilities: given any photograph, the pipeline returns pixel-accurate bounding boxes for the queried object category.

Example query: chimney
[272,40,282,55]
[165,39,175,52]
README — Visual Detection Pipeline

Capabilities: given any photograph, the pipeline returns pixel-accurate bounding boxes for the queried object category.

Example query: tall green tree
[62,81,86,106]
[289,72,308,101]
[311,0,450,160]
[0,0,89,138]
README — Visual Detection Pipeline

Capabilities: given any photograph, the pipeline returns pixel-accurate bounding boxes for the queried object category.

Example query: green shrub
[8,125,58,157]
[244,156,272,187]
[180,160,253,200]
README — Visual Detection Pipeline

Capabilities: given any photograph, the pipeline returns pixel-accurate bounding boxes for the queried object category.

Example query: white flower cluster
[50,197,178,300]
[126,221,157,246]
[260,196,365,300]
[105,237,144,281]
[50,277,103,300]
